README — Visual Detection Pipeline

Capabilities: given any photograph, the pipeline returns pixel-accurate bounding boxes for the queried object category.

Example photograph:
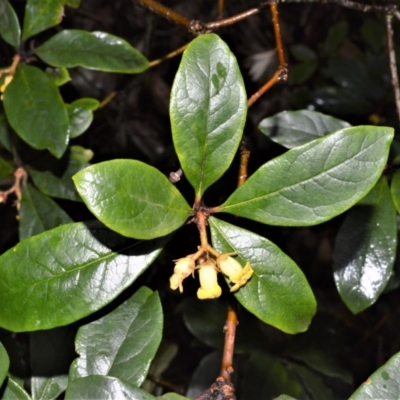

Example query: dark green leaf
[35,30,149,73]
[27,152,89,202]
[0,342,9,387]
[22,0,64,40]
[390,171,400,213]
[67,98,99,139]
[31,376,68,400]
[45,67,71,86]
[349,351,400,399]
[65,375,155,400]
[73,160,191,239]
[64,0,80,8]
[322,20,349,56]
[290,44,318,62]
[0,156,14,179]
[170,33,247,197]
[3,65,69,158]
[0,221,168,332]
[333,178,397,314]
[19,183,73,240]
[1,377,31,400]
[361,18,385,53]
[0,1,21,47]
[288,61,318,85]
[0,113,12,152]
[70,287,163,387]
[210,218,316,334]
[258,110,350,149]
[242,353,302,400]
[219,126,393,227]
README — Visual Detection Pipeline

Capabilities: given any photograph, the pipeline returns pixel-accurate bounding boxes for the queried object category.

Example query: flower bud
[197,262,222,300]
[169,257,195,293]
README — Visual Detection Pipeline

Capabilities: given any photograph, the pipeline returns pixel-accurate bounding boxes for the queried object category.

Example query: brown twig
[149,43,188,67]
[385,13,400,128]
[0,167,27,210]
[217,0,225,19]
[237,140,250,187]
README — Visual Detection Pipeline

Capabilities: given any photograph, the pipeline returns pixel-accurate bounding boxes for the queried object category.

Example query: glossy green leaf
[73,160,191,239]
[70,145,94,163]
[70,287,162,387]
[3,65,69,158]
[27,152,89,202]
[219,126,393,227]
[349,351,400,399]
[0,156,14,179]
[31,376,68,400]
[390,171,400,213]
[0,342,9,387]
[210,217,316,334]
[35,30,149,73]
[158,394,189,400]
[22,0,63,40]
[170,33,247,197]
[67,98,99,139]
[333,178,397,314]
[0,221,168,332]
[65,375,155,400]
[45,67,71,86]
[0,1,20,47]
[258,110,350,149]
[1,377,31,400]
[19,183,73,240]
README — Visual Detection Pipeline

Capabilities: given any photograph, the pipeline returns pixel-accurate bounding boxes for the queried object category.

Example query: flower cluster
[169,251,253,300]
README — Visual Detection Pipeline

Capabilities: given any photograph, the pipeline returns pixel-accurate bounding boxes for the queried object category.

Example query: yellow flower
[197,262,222,300]
[217,254,253,292]
[169,257,195,293]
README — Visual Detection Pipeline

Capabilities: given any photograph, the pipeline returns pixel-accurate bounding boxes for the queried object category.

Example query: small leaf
[64,0,80,8]
[0,221,168,332]
[219,126,393,227]
[19,183,73,240]
[45,67,71,86]
[390,171,400,213]
[35,30,149,73]
[3,65,69,158]
[0,1,21,47]
[290,44,318,62]
[158,394,190,400]
[73,160,191,239]
[27,151,89,202]
[349,351,400,399]
[70,145,94,163]
[1,377,31,400]
[0,342,10,387]
[322,20,349,56]
[67,98,100,139]
[333,178,397,314]
[0,113,12,152]
[210,217,316,334]
[259,110,351,149]
[22,0,64,40]
[0,156,14,179]
[31,376,68,400]
[65,375,155,400]
[170,33,247,197]
[70,287,163,387]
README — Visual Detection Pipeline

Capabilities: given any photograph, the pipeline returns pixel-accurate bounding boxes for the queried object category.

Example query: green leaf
[349,351,400,399]
[35,30,149,73]
[73,160,191,240]
[0,112,12,152]
[259,110,351,149]
[45,67,71,86]
[67,98,99,139]
[3,65,69,158]
[19,183,73,240]
[290,44,318,62]
[0,1,21,47]
[1,377,31,400]
[273,396,298,400]
[69,145,94,163]
[70,287,163,387]
[322,20,349,56]
[31,376,68,400]
[22,0,64,41]
[219,126,393,227]
[0,221,168,332]
[27,151,89,202]
[333,177,397,314]
[0,156,14,179]
[390,171,400,213]
[64,0,80,8]
[158,394,190,400]
[0,342,10,387]
[210,217,316,334]
[65,375,155,400]
[170,33,247,197]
